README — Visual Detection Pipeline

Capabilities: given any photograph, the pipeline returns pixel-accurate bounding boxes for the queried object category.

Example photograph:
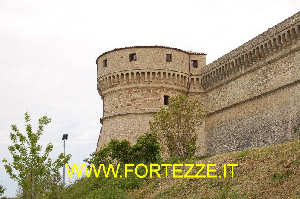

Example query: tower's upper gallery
[96,46,206,78]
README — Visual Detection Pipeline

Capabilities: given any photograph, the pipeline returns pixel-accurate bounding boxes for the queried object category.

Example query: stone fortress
[96,12,300,156]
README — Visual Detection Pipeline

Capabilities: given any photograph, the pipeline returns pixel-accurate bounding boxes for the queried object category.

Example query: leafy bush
[85,133,161,166]
[130,133,161,163]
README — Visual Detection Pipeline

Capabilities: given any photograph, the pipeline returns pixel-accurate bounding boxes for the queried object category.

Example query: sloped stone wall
[204,80,300,155]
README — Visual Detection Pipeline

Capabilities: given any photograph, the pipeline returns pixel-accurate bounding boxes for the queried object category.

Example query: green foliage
[130,133,161,163]
[85,133,161,166]
[0,185,5,197]
[70,133,161,199]
[109,140,132,163]
[2,112,71,199]
[84,139,130,166]
[149,95,205,159]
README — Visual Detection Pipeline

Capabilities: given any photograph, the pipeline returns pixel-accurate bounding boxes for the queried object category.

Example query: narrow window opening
[166,54,172,62]
[129,53,137,62]
[103,59,107,67]
[192,60,198,68]
[164,95,169,105]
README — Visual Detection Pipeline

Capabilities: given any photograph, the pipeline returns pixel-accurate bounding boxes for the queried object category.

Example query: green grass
[130,139,300,199]
[61,139,300,199]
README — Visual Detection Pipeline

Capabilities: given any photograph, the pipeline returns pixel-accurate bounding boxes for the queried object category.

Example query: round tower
[96,46,206,150]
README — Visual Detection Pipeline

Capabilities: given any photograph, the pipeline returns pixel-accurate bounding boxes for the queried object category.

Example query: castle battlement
[96,12,300,155]
[200,12,300,90]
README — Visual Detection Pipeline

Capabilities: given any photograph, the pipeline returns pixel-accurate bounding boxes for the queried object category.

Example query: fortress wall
[205,43,300,113]
[204,80,300,155]
[192,12,300,155]
[96,13,300,154]
[97,113,154,150]
[200,32,300,155]
[200,12,300,91]
[98,87,186,148]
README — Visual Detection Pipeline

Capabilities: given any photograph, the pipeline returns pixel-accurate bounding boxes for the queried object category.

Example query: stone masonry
[96,12,300,156]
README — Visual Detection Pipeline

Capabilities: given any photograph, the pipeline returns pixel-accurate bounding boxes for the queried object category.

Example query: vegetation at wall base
[84,132,161,166]
[59,139,300,199]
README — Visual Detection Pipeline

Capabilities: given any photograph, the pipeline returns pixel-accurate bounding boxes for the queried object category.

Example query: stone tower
[96,46,206,150]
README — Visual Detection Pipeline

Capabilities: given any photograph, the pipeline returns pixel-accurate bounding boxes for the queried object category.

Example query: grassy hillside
[130,139,300,199]
[63,139,300,199]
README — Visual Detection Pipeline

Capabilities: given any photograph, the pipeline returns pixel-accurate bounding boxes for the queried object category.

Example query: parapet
[200,11,300,90]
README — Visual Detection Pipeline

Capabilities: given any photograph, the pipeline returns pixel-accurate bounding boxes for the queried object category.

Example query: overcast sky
[0,0,299,197]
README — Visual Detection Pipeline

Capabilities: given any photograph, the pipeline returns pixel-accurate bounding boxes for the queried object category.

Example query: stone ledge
[100,83,189,96]
[101,109,160,122]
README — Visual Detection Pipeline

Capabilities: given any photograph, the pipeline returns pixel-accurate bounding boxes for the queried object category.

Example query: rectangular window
[192,60,198,68]
[166,54,172,62]
[164,95,169,105]
[103,59,107,67]
[129,53,137,62]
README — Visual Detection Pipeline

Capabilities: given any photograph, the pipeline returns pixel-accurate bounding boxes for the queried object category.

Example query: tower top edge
[96,45,206,64]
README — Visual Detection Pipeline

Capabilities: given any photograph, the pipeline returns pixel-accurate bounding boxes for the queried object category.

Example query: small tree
[0,185,5,197]
[149,95,205,159]
[2,112,71,199]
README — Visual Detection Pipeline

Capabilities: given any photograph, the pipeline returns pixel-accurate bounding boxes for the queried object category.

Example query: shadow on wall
[291,111,300,138]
